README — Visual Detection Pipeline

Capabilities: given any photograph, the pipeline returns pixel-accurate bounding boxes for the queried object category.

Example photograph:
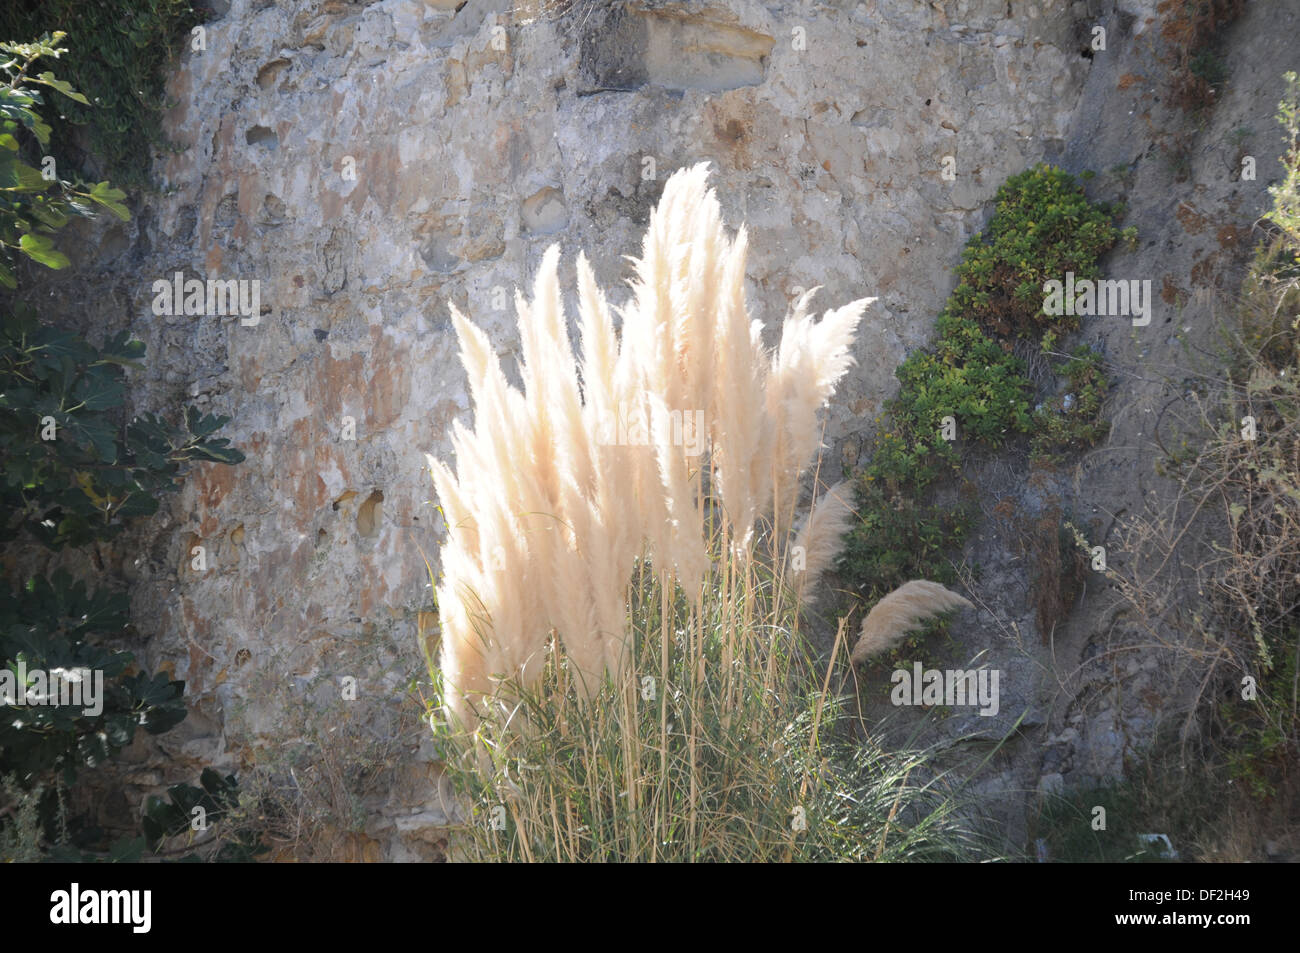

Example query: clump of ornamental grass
[425,162,881,732]
[423,163,981,860]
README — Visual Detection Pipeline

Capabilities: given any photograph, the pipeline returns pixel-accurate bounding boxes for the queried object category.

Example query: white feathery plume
[428,161,934,733]
[789,481,856,598]
[850,581,974,665]
[765,290,875,531]
[709,224,771,550]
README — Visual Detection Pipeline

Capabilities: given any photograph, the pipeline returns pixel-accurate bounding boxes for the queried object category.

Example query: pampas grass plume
[850,581,974,665]
[789,482,855,597]
[429,161,891,730]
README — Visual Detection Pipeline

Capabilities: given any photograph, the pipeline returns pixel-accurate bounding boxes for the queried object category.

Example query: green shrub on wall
[951,164,1134,343]
[891,311,1033,449]
[839,164,1125,628]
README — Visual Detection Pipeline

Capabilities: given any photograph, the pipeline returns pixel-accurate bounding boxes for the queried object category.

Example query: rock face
[46,0,1292,857]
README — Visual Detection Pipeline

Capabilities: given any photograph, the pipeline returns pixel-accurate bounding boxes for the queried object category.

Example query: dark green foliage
[0,569,187,789]
[838,165,1125,617]
[950,165,1133,343]
[1219,625,1299,800]
[1030,346,1111,464]
[139,769,268,861]
[0,5,202,184]
[0,296,246,850]
[838,478,975,603]
[0,35,250,860]
[0,34,130,289]
[1,302,244,549]
[1031,780,1179,863]
[892,311,1034,447]
[42,770,265,861]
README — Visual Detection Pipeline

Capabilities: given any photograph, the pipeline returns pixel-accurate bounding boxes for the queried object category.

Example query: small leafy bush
[837,475,974,603]
[1030,346,1111,464]
[950,165,1133,342]
[893,311,1034,446]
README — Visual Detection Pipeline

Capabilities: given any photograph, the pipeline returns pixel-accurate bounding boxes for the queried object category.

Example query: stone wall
[41,0,1296,857]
